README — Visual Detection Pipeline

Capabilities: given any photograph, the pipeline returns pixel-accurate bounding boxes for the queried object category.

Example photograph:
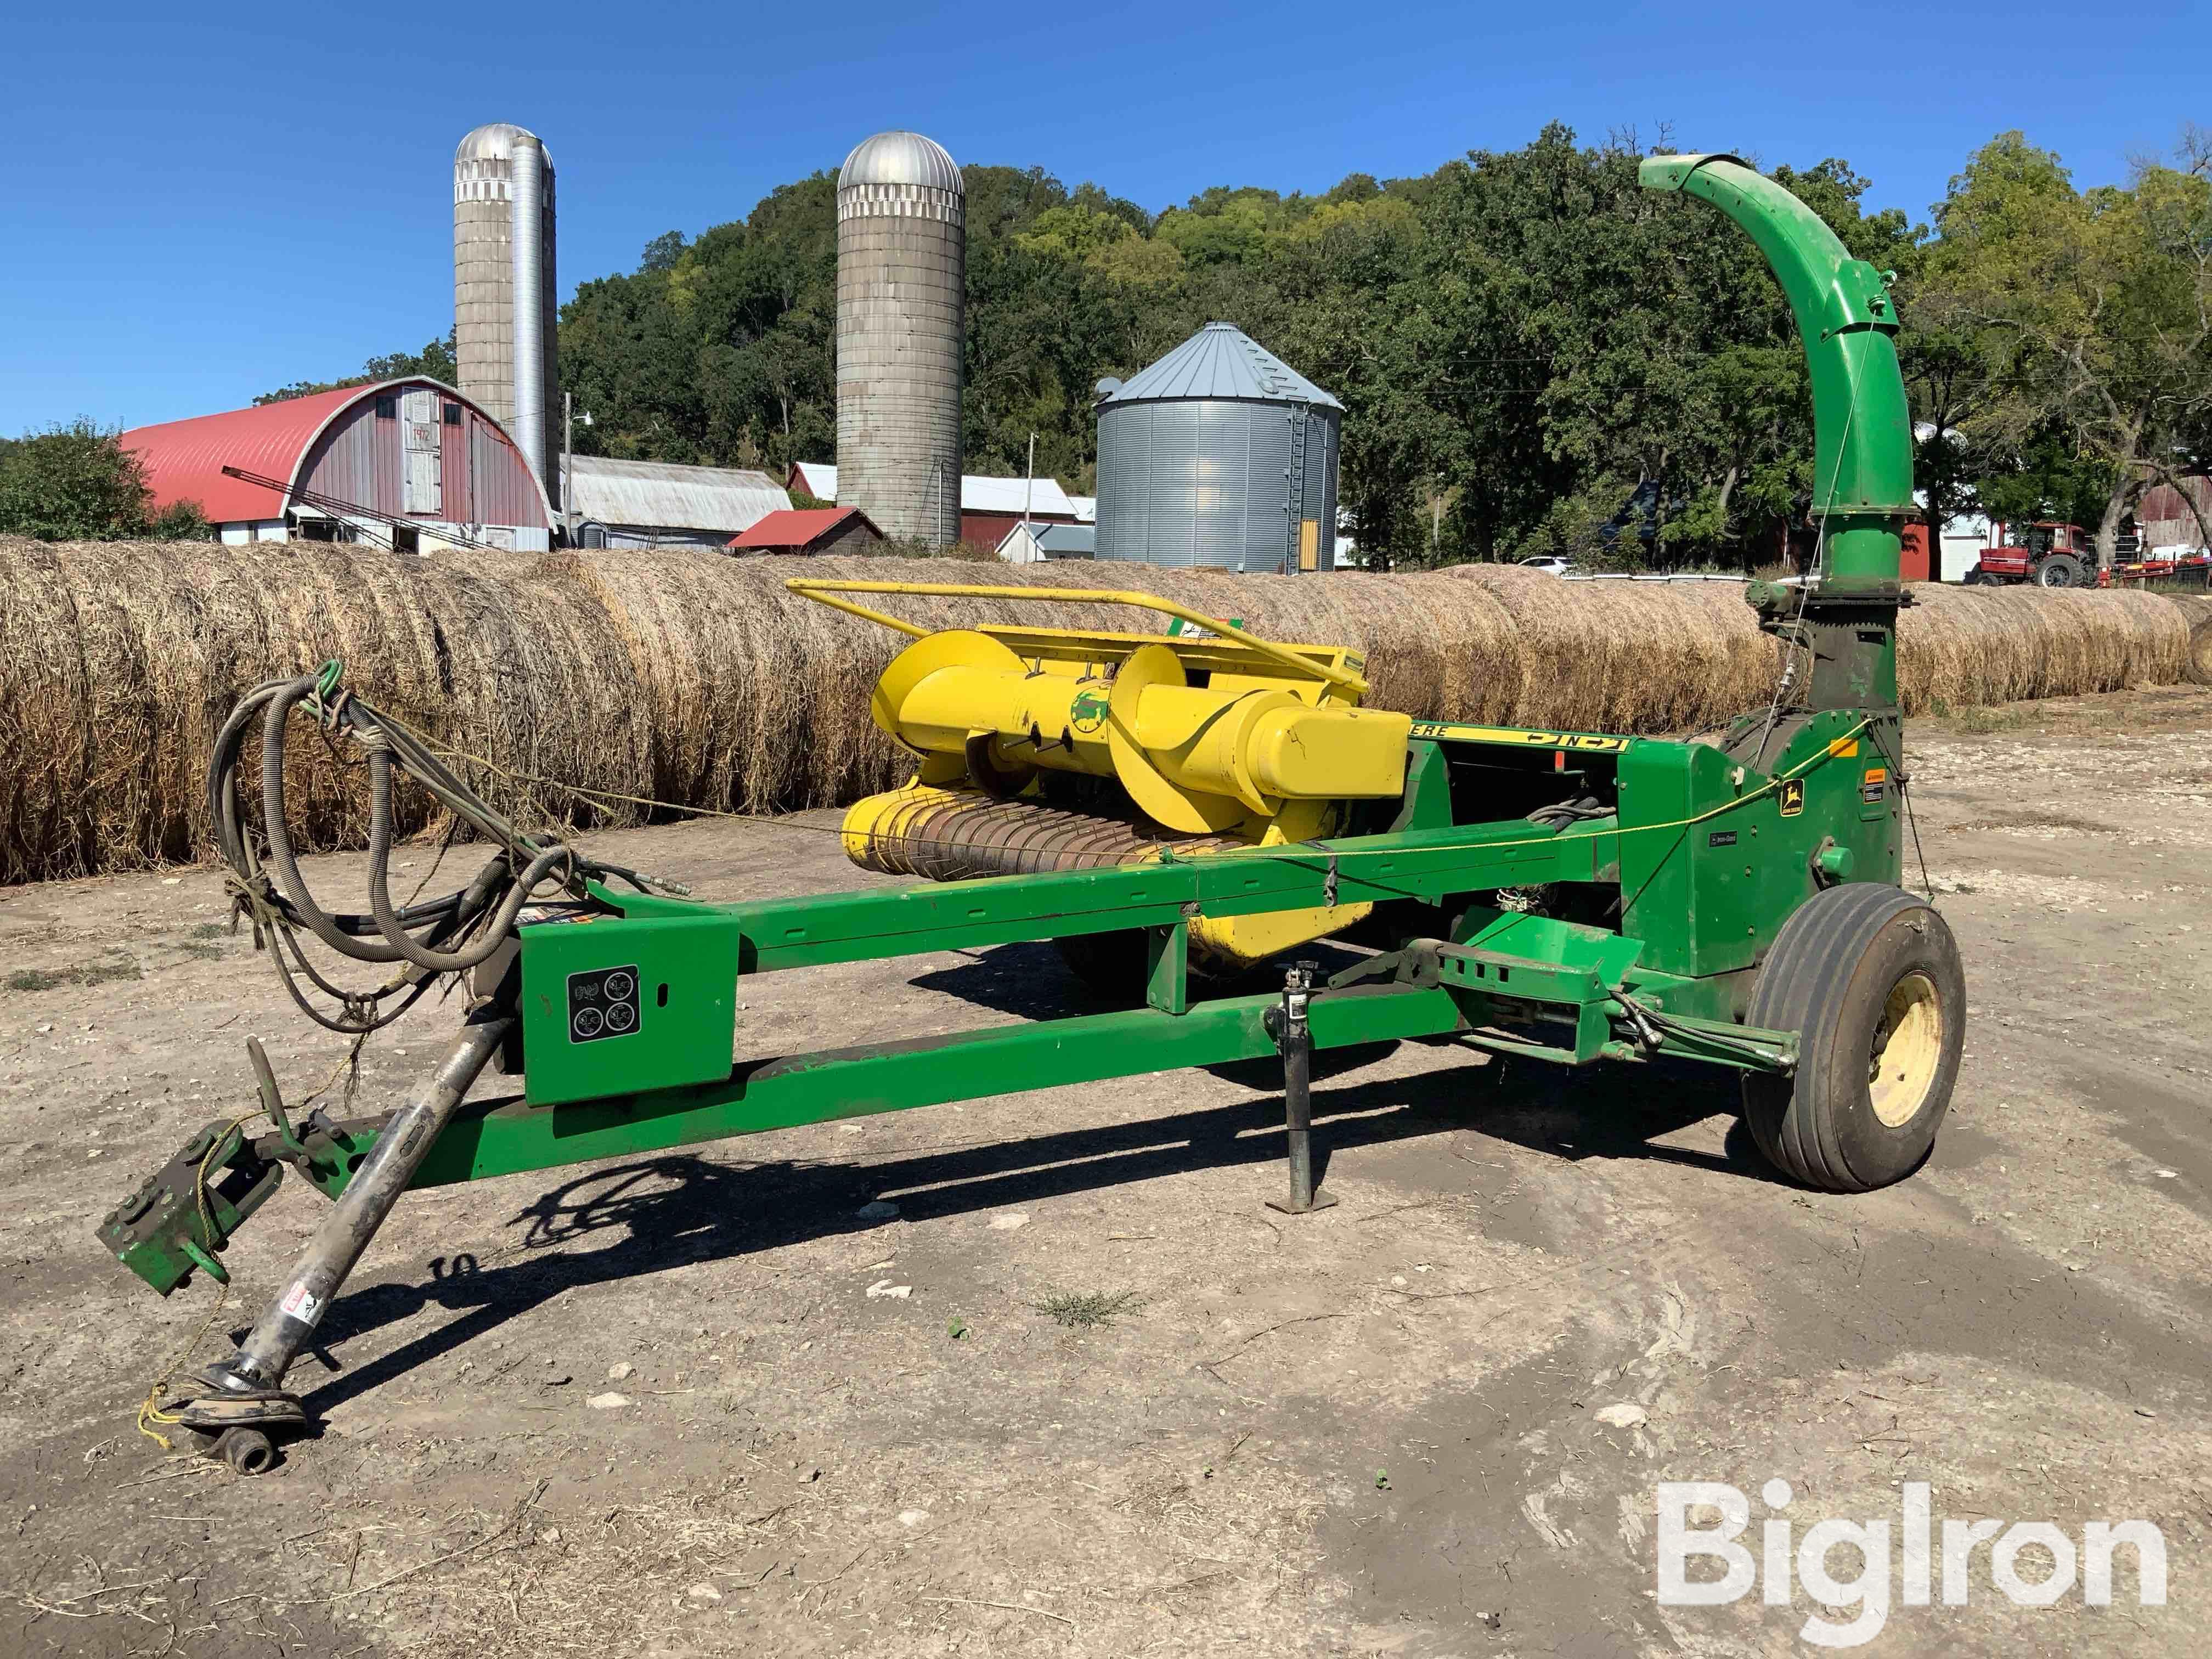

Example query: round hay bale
[3,536,2202,888]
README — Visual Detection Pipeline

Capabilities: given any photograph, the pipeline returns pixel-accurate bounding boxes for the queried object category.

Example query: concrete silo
[1095,323,1342,573]
[454,123,558,497]
[836,131,964,545]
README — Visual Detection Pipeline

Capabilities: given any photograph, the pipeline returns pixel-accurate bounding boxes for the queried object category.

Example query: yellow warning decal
[1862,767,1888,785]
[1407,720,1631,754]
[1827,737,1860,758]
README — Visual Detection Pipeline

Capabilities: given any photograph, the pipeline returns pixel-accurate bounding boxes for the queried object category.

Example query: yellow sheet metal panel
[1245,705,1412,800]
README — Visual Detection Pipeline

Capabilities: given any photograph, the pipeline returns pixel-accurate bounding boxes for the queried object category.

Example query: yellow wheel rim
[1868,970,1943,1128]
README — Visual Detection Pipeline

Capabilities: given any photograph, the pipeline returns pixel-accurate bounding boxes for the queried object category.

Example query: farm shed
[995,521,1096,563]
[784,461,1077,550]
[563,455,789,550]
[2139,475,2212,553]
[123,378,553,551]
[729,506,883,556]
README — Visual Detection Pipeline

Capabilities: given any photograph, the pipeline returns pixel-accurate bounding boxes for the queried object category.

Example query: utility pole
[562,392,592,531]
[1023,432,1037,562]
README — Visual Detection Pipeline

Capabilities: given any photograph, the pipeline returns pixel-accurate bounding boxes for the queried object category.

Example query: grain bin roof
[1100,322,1341,410]
[563,456,789,535]
[839,131,962,193]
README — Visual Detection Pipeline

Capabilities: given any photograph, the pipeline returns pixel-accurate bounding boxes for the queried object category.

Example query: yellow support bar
[785,577,1372,697]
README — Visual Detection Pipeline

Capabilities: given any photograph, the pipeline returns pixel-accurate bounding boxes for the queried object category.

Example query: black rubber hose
[258,678,408,963]
[363,744,569,972]
[243,686,484,953]
[208,680,290,876]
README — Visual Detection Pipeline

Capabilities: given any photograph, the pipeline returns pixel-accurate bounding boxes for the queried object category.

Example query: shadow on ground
[270,1013,1780,1417]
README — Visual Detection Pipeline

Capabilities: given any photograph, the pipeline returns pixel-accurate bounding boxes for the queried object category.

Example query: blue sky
[3,1,2193,433]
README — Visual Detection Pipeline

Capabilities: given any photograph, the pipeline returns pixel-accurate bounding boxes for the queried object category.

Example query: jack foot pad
[1264,1187,1339,1216]
[167,1387,307,1476]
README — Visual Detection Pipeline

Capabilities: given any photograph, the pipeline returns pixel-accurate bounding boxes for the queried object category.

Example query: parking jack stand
[1265,961,1336,1215]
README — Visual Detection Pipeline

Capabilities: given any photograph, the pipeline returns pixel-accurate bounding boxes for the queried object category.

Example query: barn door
[401,388,442,515]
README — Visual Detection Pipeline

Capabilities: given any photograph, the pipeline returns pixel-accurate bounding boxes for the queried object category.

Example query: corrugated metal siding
[588,524,740,550]
[2140,475,2211,549]
[300,400,390,515]
[130,377,543,533]
[469,414,548,528]
[1096,399,1339,572]
[440,400,472,523]
[375,403,402,513]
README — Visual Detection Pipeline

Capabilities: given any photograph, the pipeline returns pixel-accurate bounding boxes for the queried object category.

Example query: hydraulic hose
[204,661,629,1031]
[258,677,407,963]
[362,738,573,973]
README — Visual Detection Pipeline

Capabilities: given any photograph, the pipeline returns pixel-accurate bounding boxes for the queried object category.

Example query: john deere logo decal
[1779,778,1806,817]
[1069,688,1111,735]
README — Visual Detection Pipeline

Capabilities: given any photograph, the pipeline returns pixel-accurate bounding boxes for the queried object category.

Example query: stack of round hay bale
[0,536,2197,884]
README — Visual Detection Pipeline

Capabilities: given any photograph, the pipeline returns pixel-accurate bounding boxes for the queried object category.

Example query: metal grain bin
[1094,323,1341,573]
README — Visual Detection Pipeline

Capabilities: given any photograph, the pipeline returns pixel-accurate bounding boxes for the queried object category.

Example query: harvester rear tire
[1740,884,1964,1193]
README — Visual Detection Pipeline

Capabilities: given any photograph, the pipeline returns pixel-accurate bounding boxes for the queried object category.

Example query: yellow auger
[791,579,1413,970]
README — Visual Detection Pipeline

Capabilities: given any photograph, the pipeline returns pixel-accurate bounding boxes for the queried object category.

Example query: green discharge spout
[1638,155,1914,584]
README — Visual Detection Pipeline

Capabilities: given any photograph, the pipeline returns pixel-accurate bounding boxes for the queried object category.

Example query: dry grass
[0,536,2201,884]
[1033,1288,1145,1329]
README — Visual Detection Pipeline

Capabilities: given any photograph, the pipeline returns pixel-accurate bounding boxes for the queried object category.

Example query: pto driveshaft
[200,1012,513,1400]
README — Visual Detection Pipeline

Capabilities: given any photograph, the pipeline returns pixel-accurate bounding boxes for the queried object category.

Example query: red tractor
[1965,522,2100,588]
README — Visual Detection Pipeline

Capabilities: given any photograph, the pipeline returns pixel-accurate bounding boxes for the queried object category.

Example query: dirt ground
[3,687,2209,1658]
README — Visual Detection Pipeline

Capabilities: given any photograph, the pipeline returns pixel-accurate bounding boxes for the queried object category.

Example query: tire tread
[1745,884,1936,1192]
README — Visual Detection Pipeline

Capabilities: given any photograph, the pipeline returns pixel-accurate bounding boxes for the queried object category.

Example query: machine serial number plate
[566,965,640,1043]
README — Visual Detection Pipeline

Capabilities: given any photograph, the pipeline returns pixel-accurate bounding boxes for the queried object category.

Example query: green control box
[518,909,743,1107]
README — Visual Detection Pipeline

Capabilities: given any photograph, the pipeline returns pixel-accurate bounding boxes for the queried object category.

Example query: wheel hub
[1868,970,1943,1127]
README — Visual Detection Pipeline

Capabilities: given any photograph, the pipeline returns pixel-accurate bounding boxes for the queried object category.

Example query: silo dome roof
[840,131,963,194]
[1100,322,1341,409]
[455,122,550,165]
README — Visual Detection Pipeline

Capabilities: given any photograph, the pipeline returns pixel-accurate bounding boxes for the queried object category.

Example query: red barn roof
[121,378,545,526]
[728,506,878,551]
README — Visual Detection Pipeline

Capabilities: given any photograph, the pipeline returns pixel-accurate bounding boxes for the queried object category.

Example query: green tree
[256,332,460,404]
[542,126,1972,574]
[0,420,208,540]
[1920,131,2212,566]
